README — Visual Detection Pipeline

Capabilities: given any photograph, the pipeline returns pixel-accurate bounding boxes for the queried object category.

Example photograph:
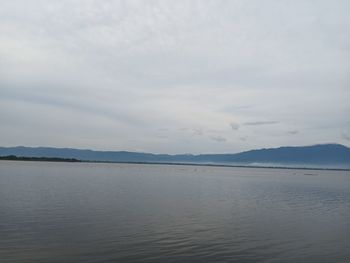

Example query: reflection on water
[0,161,349,262]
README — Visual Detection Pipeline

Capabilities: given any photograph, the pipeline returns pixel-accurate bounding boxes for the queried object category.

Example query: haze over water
[1,161,349,262]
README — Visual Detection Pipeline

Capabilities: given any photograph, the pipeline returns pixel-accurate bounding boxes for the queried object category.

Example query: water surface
[1,161,349,262]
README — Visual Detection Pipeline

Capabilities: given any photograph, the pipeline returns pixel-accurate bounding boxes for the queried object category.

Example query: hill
[0,144,349,168]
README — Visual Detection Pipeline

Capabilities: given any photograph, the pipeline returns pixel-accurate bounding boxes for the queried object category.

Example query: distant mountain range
[1,144,350,169]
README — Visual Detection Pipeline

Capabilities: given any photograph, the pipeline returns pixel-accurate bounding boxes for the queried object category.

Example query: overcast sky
[1,0,349,154]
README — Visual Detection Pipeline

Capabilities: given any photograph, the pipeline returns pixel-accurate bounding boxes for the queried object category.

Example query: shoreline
[1,156,349,172]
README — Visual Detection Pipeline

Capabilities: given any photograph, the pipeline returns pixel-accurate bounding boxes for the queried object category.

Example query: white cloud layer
[0,0,349,153]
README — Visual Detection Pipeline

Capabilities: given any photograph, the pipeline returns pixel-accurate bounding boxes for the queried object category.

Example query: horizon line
[0,142,348,156]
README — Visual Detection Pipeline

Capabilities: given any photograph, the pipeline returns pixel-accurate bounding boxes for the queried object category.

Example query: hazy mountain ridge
[1,144,350,168]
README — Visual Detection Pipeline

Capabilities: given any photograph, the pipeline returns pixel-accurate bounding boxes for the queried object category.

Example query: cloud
[157,128,169,132]
[192,128,204,136]
[230,122,240,130]
[243,121,279,126]
[0,0,349,153]
[156,134,168,139]
[287,130,299,135]
[210,136,227,142]
[341,133,350,141]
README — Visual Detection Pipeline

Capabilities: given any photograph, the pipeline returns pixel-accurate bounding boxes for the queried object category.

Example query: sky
[0,0,349,154]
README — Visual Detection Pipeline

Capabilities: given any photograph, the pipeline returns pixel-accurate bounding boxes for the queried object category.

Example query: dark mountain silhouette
[0,144,349,168]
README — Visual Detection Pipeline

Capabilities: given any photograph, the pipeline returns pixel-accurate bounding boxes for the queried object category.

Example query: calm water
[0,161,350,263]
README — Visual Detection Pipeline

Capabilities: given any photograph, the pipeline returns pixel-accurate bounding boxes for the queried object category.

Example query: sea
[0,161,349,262]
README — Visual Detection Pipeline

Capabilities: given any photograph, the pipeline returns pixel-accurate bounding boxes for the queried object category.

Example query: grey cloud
[0,1,349,153]
[210,136,227,142]
[222,105,253,113]
[341,133,350,141]
[243,121,279,126]
[157,128,169,132]
[156,134,168,139]
[287,130,299,135]
[0,85,144,127]
[192,128,204,136]
[230,122,240,130]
